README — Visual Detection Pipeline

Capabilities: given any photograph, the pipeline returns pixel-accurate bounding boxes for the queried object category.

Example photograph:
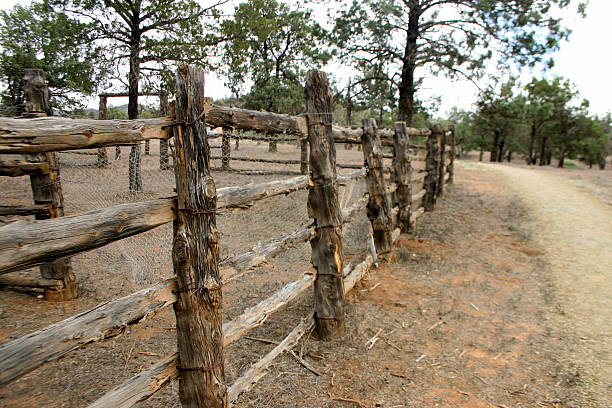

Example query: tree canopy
[0,1,101,115]
[220,0,329,114]
[331,0,583,125]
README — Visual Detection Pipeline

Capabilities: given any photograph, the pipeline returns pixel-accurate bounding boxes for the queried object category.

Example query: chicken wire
[1,137,371,302]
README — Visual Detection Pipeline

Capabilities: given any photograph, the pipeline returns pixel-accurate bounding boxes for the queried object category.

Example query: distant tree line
[0,0,608,166]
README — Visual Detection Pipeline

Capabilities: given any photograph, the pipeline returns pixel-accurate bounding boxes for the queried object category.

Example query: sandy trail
[471,162,612,405]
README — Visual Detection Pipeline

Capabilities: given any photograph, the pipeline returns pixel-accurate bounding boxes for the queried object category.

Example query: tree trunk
[507,150,512,162]
[539,136,548,166]
[128,35,142,193]
[396,6,420,126]
[558,148,566,168]
[527,122,536,165]
[173,64,227,407]
[497,137,505,162]
[479,148,484,161]
[490,130,500,162]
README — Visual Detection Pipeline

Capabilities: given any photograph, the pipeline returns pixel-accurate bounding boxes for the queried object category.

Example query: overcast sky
[1,0,610,117]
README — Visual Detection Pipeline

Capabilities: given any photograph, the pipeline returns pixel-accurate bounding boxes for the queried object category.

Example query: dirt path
[479,162,612,406]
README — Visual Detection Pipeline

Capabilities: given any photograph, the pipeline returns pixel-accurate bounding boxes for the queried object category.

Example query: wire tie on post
[177,360,224,373]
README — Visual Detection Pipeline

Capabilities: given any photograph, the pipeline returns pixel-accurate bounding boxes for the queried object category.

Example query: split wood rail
[0,65,455,407]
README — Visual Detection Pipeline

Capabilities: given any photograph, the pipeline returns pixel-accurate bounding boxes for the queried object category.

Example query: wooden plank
[0,279,177,387]
[172,64,226,406]
[211,156,301,165]
[228,317,314,402]
[206,105,308,136]
[0,275,62,288]
[0,159,50,177]
[411,189,426,204]
[0,204,51,216]
[305,70,346,339]
[0,116,174,153]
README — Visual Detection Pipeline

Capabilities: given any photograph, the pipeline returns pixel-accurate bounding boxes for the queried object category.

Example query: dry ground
[0,145,610,407]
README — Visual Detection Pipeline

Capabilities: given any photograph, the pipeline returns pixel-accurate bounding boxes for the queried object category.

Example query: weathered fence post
[305,70,345,339]
[437,126,446,197]
[300,138,308,174]
[23,68,76,301]
[448,124,455,184]
[362,118,393,254]
[221,130,231,170]
[173,64,227,407]
[422,124,441,211]
[393,122,412,233]
[96,96,108,167]
[268,138,278,152]
[159,92,171,170]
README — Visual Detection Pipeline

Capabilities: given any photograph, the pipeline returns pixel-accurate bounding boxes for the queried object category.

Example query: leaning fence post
[96,96,108,168]
[305,70,345,340]
[448,124,456,184]
[173,64,227,407]
[437,126,446,197]
[422,124,441,211]
[393,122,412,233]
[362,118,393,254]
[23,68,76,301]
[300,138,308,174]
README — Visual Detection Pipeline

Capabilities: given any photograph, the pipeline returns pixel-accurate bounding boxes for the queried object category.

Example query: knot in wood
[204,177,216,198]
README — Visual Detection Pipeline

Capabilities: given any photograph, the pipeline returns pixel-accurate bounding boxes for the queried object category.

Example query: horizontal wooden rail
[0,204,52,217]
[0,279,177,386]
[211,156,301,165]
[0,199,175,275]
[87,273,315,407]
[0,116,174,154]
[0,191,370,387]
[411,189,426,203]
[0,159,51,176]
[0,275,63,289]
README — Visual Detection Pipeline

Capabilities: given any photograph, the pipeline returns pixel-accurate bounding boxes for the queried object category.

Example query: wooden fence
[0,65,455,407]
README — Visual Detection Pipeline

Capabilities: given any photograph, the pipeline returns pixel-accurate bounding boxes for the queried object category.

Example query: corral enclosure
[0,66,454,407]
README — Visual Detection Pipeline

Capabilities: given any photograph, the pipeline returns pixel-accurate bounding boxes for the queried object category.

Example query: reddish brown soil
[0,145,609,407]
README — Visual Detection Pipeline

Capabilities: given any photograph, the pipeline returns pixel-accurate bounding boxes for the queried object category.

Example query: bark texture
[362,118,393,254]
[305,70,346,339]
[172,64,227,407]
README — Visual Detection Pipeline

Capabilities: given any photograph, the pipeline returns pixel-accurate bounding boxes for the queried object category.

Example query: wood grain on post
[448,124,455,184]
[97,96,108,167]
[437,126,446,197]
[300,138,308,174]
[422,124,441,212]
[362,118,393,254]
[172,64,227,407]
[23,68,76,301]
[305,70,345,339]
[393,122,412,233]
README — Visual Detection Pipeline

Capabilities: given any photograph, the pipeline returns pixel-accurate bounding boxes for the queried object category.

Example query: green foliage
[220,0,329,114]
[49,0,224,118]
[0,1,101,115]
[330,0,582,123]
